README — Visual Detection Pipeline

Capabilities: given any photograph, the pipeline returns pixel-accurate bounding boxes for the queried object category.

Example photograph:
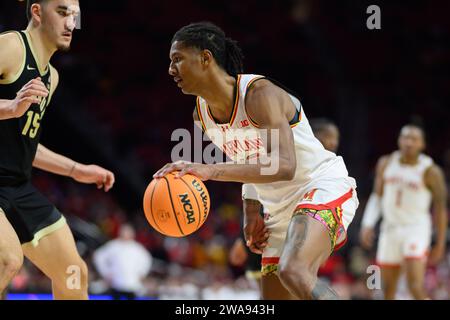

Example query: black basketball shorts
[0,181,65,246]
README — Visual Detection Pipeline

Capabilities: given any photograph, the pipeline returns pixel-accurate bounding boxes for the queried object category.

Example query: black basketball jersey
[0,31,54,186]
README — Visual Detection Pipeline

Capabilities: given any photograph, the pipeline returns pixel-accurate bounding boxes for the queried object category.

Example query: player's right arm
[360,155,390,249]
[0,32,48,120]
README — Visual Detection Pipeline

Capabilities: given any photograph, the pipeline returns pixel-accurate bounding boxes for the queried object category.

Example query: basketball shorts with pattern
[261,177,359,276]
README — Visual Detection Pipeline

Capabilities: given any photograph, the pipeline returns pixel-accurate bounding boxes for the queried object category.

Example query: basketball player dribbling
[0,0,115,299]
[154,22,359,300]
[360,125,448,299]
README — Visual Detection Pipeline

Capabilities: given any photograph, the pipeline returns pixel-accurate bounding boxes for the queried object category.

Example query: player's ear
[201,50,213,67]
[30,3,43,25]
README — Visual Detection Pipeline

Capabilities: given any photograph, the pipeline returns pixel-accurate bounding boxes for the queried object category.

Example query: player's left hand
[428,244,446,266]
[153,161,215,181]
[244,211,269,255]
[71,164,115,192]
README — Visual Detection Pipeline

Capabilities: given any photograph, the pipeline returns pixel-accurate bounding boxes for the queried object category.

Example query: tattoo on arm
[293,215,309,250]
[211,169,226,179]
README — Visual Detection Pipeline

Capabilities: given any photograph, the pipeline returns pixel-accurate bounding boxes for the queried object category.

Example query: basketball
[143,172,210,237]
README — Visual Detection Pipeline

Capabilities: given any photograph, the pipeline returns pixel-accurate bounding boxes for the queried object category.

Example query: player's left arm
[425,164,448,265]
[154,81,297,183]
[32,68,115,192]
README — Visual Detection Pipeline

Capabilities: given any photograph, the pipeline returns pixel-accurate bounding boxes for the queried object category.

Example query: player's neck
[399,154,419,165]
[26,26,56,71]
[199,73,237,123]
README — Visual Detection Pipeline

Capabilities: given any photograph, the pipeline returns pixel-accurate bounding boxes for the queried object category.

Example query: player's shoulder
[378,154,391,165]
[244,77,287,118]
[0,31,23,50]
[245,78,280,101]
[419,152,434,165]
[424,163,444,180]
[0,31,25,75]
[376,153,394,171]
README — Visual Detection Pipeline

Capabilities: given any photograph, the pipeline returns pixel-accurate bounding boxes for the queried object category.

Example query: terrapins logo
[179,193,195,224]
[302,189,318,202]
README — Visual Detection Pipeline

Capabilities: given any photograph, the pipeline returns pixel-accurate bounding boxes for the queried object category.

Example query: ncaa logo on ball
[179,193,195,224]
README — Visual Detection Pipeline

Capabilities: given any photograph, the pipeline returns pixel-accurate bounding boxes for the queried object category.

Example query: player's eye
[58,11,68,17]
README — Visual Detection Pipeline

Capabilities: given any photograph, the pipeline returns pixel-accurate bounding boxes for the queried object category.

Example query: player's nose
[168,63,177,76]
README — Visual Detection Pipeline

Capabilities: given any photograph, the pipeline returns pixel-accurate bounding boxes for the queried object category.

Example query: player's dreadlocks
[172,22,244,77]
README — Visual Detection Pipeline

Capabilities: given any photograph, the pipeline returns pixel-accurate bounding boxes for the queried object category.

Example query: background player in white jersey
[155,22,359,300]
[360,125,448,299]
[309,118,340,154]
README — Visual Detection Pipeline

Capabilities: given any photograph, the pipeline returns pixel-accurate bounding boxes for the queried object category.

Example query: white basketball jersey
[381,151,433,226]
[196,74,353,214]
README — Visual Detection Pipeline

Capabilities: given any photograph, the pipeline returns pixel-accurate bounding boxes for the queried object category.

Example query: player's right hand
[359,227,375,250]
[11,77,48,118]
[244,211,269,255]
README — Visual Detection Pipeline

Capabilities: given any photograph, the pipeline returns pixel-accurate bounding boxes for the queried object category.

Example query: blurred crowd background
[1,0,449,299]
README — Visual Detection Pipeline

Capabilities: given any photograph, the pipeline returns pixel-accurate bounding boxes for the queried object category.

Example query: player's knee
[67,259,89,289]
[54,259,89,292]
[0,252,23,279]
[278,260,312,296]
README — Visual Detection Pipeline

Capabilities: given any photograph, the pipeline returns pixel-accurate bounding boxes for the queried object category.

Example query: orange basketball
[143,172,210,237]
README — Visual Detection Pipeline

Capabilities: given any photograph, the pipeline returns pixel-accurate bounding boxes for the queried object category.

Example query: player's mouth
[62,32,72,40]
[174,77,183,87]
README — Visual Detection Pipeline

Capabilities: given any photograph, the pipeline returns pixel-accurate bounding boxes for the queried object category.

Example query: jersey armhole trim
[0,31,26,85]
[46,64,58,107]
[228,74,242,127]
[196,97,207,132]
